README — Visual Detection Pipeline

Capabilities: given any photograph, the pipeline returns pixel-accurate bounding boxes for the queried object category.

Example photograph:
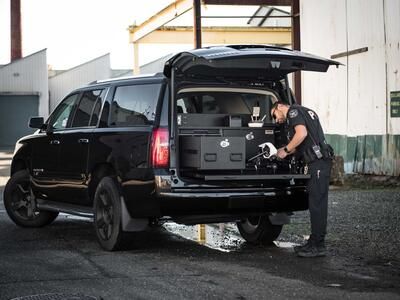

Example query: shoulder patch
[289,109,298,118]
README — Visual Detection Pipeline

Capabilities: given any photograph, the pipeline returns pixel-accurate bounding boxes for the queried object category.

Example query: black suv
[4,45,339,250]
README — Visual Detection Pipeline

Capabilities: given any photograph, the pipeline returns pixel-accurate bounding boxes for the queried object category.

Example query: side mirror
[28,117,44,129]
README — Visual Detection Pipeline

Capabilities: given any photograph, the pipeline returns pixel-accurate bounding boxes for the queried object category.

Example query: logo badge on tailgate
[220,139,230,148]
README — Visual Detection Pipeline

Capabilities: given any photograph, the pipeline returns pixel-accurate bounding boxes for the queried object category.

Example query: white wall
[301,0,400,137]
[300,0,400,175]
[300,0,347,135]
[386,0,400,134]
[49,54,111,112]
[0,49,49,117]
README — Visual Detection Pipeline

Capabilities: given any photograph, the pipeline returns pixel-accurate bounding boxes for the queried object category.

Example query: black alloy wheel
[3,170,58,227]
[237,215,283,245]
[93,176,128,251]
[95,189,115,241]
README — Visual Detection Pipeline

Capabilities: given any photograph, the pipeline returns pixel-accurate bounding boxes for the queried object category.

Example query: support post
[133,42,140,75]
[193,0,202,48]
[292,0,301,104]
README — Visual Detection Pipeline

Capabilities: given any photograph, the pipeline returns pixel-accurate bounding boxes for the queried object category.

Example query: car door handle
[49,140,60,145]
[78,138,89,144]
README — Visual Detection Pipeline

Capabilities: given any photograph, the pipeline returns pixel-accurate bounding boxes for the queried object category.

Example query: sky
[0,0,262,70]
[0,0,174,69]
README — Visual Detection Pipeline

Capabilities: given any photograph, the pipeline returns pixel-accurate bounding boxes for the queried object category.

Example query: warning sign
[390,91,400,118]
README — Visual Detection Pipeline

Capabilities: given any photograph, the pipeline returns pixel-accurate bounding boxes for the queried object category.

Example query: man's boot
[296,240,326,258]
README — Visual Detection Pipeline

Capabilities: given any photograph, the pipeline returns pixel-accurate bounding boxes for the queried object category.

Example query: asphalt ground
[0,148,399,300]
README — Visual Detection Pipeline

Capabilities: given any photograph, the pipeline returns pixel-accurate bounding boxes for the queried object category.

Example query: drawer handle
[204,153,217,162]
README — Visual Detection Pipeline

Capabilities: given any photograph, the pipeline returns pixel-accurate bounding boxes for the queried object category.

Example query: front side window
[71,90,104,128]
[49,93,80,130]
[110,83,161,126]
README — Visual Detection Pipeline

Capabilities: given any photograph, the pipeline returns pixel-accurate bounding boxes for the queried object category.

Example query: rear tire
[3,170,58,227]
[237,216,282,245]
[93,176,129,251]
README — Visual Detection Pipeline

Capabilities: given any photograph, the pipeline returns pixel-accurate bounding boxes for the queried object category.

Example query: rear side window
[110,83,161,126]
[71,90,104,128]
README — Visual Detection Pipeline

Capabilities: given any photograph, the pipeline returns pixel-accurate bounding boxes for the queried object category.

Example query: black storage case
[181,136,246,170]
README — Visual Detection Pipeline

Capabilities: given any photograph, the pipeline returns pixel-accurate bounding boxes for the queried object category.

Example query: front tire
[93,177,129,251]
[3,170,58,227]
[237,216,283,245]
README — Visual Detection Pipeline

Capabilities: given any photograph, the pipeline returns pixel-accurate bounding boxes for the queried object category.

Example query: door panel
[31,93,80,202]
[56,129,92,205]
[55,89,105,205]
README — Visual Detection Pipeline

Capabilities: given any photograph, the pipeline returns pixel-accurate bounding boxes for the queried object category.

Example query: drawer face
[201,137,246,170]
[180,136,246,170]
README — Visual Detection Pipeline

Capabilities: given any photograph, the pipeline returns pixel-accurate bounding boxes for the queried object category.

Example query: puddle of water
[274,241,299,248]
[164,223,300,252]
[164,223,244,252]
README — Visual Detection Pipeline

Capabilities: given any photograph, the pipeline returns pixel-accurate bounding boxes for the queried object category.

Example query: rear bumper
[158,189,308,215]
[122,174,309,218]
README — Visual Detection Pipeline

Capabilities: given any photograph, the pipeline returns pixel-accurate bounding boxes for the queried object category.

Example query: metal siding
[0,49,48,117]
[347,0,386,136]
[300,0,347,135]
[0,95,38,146]
[48,54,111,112]
[301,0,400,175]
[386,0,400,135]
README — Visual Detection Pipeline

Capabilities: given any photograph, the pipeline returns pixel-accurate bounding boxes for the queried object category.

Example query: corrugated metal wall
[48,54,111,112]
[0,49,48,117]
[301,0,400,175]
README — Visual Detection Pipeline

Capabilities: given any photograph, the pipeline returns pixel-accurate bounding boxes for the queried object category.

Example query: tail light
[151,127,169,168]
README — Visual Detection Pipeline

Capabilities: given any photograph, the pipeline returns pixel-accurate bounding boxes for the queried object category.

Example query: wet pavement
[0,148,399,300]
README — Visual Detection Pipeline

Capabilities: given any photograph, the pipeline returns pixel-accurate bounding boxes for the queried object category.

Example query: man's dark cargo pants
[307,158,332,244]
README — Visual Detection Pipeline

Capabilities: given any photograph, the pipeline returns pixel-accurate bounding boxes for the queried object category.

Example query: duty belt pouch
[321,142,334,159]
[312,145,323,159]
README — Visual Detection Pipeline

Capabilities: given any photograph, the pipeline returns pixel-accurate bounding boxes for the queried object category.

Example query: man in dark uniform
[271,101,333,257]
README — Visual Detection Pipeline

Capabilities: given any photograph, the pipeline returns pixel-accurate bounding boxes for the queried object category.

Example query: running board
[36,199,93,218]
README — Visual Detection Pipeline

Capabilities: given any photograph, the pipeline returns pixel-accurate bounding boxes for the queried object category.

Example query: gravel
[280,187,400,263]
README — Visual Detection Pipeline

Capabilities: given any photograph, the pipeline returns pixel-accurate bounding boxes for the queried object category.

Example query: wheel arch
[11,158,28,176]
[88,163,117,204]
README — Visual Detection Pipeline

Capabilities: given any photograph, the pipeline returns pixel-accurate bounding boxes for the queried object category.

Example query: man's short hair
[271,101,289,111]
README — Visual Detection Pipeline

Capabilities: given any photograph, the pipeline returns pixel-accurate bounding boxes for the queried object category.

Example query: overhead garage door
[0,95,39,147]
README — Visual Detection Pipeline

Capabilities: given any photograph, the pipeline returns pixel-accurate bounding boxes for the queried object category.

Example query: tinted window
[71,90,103,128]
[177,91,277,122]
[50,93,79,130]
[110,83,161,126]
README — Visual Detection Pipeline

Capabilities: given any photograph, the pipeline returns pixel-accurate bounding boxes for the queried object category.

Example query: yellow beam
[134,26,291,45]
[129,0,193,43]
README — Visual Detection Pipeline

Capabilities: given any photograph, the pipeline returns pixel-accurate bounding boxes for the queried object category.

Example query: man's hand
[277,147,288,159]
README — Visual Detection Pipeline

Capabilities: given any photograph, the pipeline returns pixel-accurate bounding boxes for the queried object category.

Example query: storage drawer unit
[181,136,246,170]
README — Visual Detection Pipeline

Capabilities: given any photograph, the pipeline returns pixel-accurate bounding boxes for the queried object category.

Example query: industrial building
[2,0,399,175]
[300,0,400,175]
[0,49,48,146]
[130,0,400,176]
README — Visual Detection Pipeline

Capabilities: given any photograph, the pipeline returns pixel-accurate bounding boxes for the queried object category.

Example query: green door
[0,95,39,146]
